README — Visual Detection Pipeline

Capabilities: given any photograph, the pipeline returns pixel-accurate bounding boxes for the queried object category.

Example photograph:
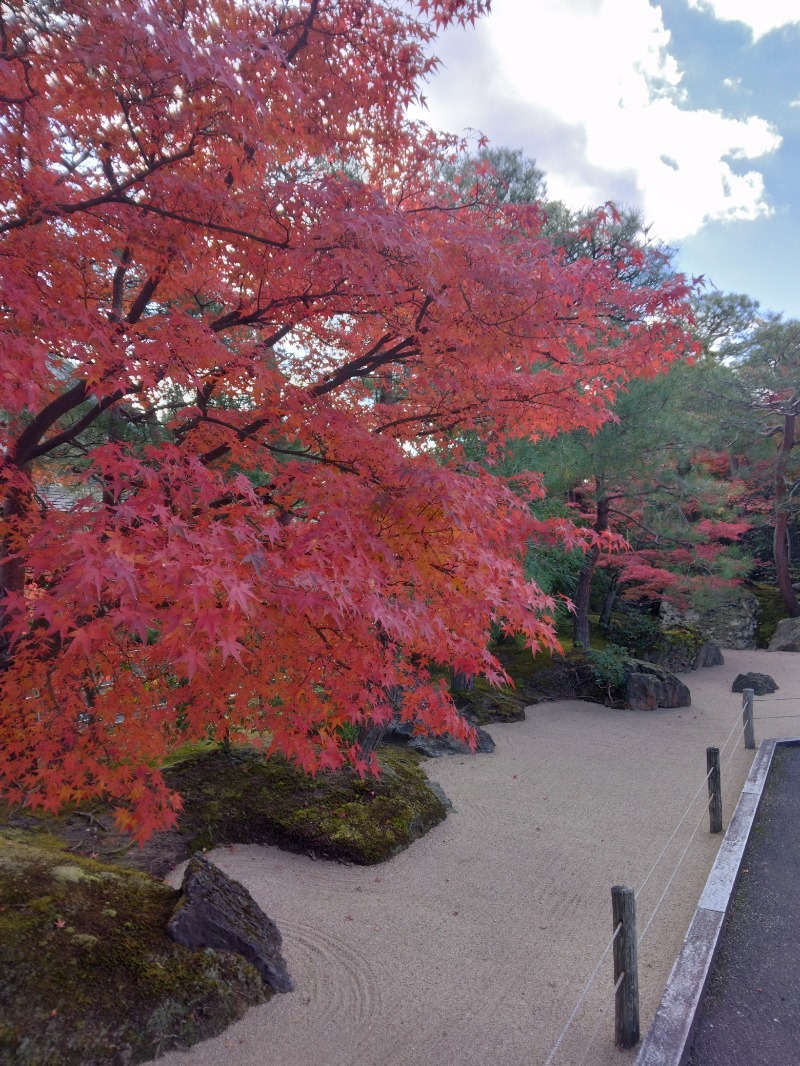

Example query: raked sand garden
[154,648,800,1066]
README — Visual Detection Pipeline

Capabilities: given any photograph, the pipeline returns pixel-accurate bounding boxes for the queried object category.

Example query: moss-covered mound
[0,748,448,1063]
[453,682,528,726]
[0,831,266,1066]
[521,649,614,704]
[746,581,789,648]
[162,746,447,867]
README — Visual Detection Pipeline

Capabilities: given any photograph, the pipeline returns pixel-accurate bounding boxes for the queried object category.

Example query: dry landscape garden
[2,0,800,1063]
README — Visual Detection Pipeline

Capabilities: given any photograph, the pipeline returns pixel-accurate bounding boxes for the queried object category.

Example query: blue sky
[416,0,800,319]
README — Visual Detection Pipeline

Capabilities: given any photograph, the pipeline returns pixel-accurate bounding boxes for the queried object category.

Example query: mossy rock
[746,582,790,648]
[518,649,616,705]
[637,626,706,672]
[0,832,265,1066]
[162,746,447,867]
[2,748,449,880]
[453,686,528,726]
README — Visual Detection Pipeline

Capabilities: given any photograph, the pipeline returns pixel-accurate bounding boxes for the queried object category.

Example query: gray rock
[768,617,800,652]
[168,854,293,993]
[732,672,778,695]
[386,711,495,757]
[660,590,760,650]
[693,641,724,669]
[624,660,691,711]
[407,724,495,758]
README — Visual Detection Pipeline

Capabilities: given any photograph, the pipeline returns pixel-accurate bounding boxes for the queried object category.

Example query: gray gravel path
[687,741,800,1066]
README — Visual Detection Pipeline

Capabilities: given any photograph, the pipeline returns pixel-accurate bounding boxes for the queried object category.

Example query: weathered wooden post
[611,885,640,1049]
[707,746,722,833]
[743,687,755,750]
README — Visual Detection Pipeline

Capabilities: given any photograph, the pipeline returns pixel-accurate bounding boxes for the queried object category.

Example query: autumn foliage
[0,0,695,837]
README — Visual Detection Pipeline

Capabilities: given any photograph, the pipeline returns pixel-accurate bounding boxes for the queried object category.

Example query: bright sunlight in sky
[418,0,800,317]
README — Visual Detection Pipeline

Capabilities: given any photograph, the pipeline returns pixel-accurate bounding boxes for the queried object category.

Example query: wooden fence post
[743,688,755,750]
[707,746,722,833]
[611,885,640,1049]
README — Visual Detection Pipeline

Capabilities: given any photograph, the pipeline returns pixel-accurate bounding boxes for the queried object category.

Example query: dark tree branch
[285,0,320,63]
[0,145,197,234]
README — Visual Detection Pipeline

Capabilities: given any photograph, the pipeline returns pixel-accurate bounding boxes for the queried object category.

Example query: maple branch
[11,382,91,466]
[415,295,434,331]
[195,334,421,465]
[109,248,132,323]
[284,0,320,63]
[0,146,198,235]
[127,274,163,324]
[128,202,291,249]
[313,336,419,397]
[25,388,141,463]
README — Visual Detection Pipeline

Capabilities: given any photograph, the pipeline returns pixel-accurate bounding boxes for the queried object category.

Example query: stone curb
[635,735,800,1066]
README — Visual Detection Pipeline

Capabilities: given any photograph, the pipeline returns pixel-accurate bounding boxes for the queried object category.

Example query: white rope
[543,923,622,1066]
[636,767,712,901]
[575,971,627,1066]
[636,709,745,902]
[639,718,749,947]
[638,801,709,947]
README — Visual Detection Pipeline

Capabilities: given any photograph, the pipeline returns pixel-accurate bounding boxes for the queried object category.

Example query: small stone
[387,713,495,757]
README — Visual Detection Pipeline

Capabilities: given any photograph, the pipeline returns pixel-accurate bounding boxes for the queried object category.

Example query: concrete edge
[634,736,800,1066]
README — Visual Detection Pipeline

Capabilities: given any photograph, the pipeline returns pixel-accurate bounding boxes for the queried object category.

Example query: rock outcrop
[768,617,800,652]
[660,591,760,650]
[169,854,294,993]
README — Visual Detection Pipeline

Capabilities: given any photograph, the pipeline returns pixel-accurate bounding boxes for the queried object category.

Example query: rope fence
[576,972,628,1066]
[543,690,759,1066]
[542,923,623,1066]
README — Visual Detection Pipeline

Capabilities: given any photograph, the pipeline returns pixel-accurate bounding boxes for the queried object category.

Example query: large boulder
[732,672,779,695]
[660,591,760,650]
[768,617,800,652]
[169,854,293,993]
[624,660,691,711]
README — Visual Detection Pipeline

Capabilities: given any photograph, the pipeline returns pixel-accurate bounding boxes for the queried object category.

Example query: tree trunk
[356,685,404,760]
[774,413,799,617]
[573,487,610,648]
[599,571,619,630]
[0,475,31,672]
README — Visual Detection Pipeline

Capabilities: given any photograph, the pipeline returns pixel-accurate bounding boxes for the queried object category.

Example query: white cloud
[687,0,800,40]
[417,0,782,240]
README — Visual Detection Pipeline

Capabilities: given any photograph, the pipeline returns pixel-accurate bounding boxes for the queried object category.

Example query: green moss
[165,746,447,866]
[661,626,706,655]
[0,744,450,1062]
[746,581,788,648]
[0,832,266,1065]
[454,684,528,725]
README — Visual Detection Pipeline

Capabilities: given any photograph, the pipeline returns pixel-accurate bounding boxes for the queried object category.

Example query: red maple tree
[0,0,694,837]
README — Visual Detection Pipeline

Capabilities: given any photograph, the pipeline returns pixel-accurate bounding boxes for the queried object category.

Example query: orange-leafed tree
[0,0,695,837]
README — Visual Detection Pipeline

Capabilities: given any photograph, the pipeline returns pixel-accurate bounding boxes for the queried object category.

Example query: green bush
[586,644,628,693]
[607,612,663,655]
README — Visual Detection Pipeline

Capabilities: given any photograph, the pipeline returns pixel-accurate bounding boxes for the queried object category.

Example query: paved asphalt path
[687,742,800,1066]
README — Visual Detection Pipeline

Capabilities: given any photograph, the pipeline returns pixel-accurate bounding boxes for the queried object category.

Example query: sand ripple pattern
[279,918,384,1050]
